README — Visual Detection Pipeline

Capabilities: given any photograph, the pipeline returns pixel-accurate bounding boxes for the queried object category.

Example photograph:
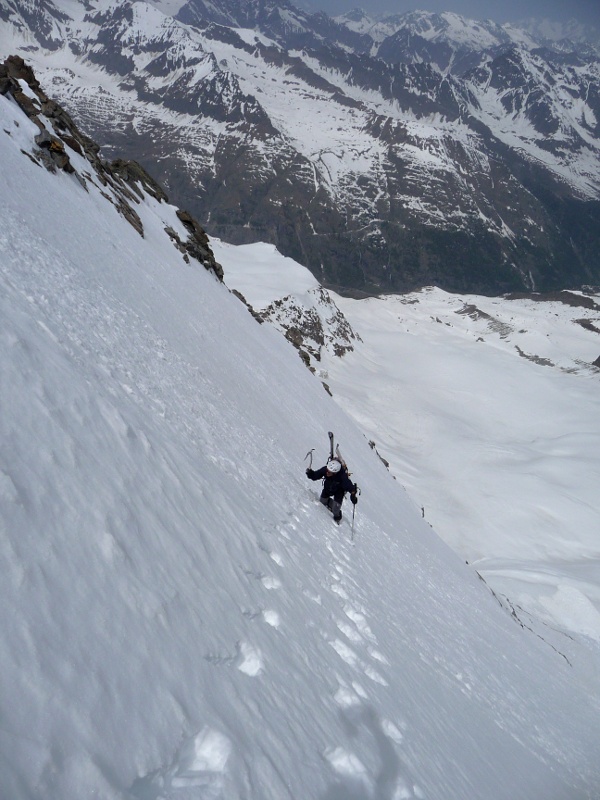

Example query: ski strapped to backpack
[327,431,362,538]
[306,430,361,504]
[327,431,349,475]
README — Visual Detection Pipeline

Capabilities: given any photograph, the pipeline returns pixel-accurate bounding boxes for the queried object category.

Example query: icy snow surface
[221,241,600,649]
[1,88,600,800]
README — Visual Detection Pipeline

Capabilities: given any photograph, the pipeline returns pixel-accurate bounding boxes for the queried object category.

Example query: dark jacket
[307,465,357,502]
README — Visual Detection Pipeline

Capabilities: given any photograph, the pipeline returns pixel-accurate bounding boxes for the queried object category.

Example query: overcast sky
[298,0,600,27]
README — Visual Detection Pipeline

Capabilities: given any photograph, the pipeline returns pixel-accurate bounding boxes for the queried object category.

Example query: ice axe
[304,448,315,469]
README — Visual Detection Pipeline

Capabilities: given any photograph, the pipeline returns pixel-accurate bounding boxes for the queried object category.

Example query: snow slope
[1,85,600,800]
[321,289,600,638]
[220,238,600,651]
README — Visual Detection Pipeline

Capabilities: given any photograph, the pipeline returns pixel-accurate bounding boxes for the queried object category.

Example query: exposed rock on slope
[0,54,223,280]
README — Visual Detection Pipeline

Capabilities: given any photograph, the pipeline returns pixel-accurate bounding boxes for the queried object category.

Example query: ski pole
[350,486,361,541]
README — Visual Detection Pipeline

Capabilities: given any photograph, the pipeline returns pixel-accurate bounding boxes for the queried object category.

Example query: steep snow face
[2,77,600,800]
[321,288,600,628]
[221,244,600,651]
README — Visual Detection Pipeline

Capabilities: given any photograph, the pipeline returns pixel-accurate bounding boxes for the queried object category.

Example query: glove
[350,492,358,505]
[306,468,314,478]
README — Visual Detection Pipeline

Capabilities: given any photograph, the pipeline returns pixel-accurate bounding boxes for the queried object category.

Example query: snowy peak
[384,10,509,46]
[73,1,278,129]
[335,6,370,25]
[334,9,407,44]
[334,9,590,76]
[373,10,535,76]
[518,16,600,51]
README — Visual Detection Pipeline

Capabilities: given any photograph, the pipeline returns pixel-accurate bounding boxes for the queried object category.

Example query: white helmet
[327,459,342,474]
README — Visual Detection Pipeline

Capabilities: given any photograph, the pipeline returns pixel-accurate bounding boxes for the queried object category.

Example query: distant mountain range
[1,0,600,294]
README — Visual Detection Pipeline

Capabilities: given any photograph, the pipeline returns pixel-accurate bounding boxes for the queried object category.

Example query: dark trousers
[320,493,342,521]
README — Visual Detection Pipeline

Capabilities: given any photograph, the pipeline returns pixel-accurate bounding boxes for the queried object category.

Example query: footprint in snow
[237,641,263,676]
[262,609,280,628]
[261,575,281,590]
[330,583,350,601]
[277,513,301,540]
[336,619,364,644]
[241,606,280,628]
[368,647,390,665]
[323,746,373,794]
[130,726,232,799]
[334,678,368,709]
[343,606,376,641]
[303,589,322,605]
[323,709,421,800]
[382,719,405,745]
[364,665,388,686]
[258,541,284,565]
[330,639,388,684]
[329,638,359,668]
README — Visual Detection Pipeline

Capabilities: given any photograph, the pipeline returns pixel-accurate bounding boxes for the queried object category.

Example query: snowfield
[220,240,600,651]
[1,83,600,800]
[321,289,600,640]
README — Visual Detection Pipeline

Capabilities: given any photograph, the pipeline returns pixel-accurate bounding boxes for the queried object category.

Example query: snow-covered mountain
[364,10,534,74]
[333,8,406,43]
[3,56,600,800]
[516,17,600,50]
[334,9,600,66]
[1,0,600,296]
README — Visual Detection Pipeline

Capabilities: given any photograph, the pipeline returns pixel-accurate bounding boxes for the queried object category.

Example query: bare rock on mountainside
[4,2,600,295]
[0,55,223,280]
[257,287,360,368]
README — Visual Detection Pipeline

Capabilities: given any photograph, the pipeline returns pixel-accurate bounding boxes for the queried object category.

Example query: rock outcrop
[0,55,223,280]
